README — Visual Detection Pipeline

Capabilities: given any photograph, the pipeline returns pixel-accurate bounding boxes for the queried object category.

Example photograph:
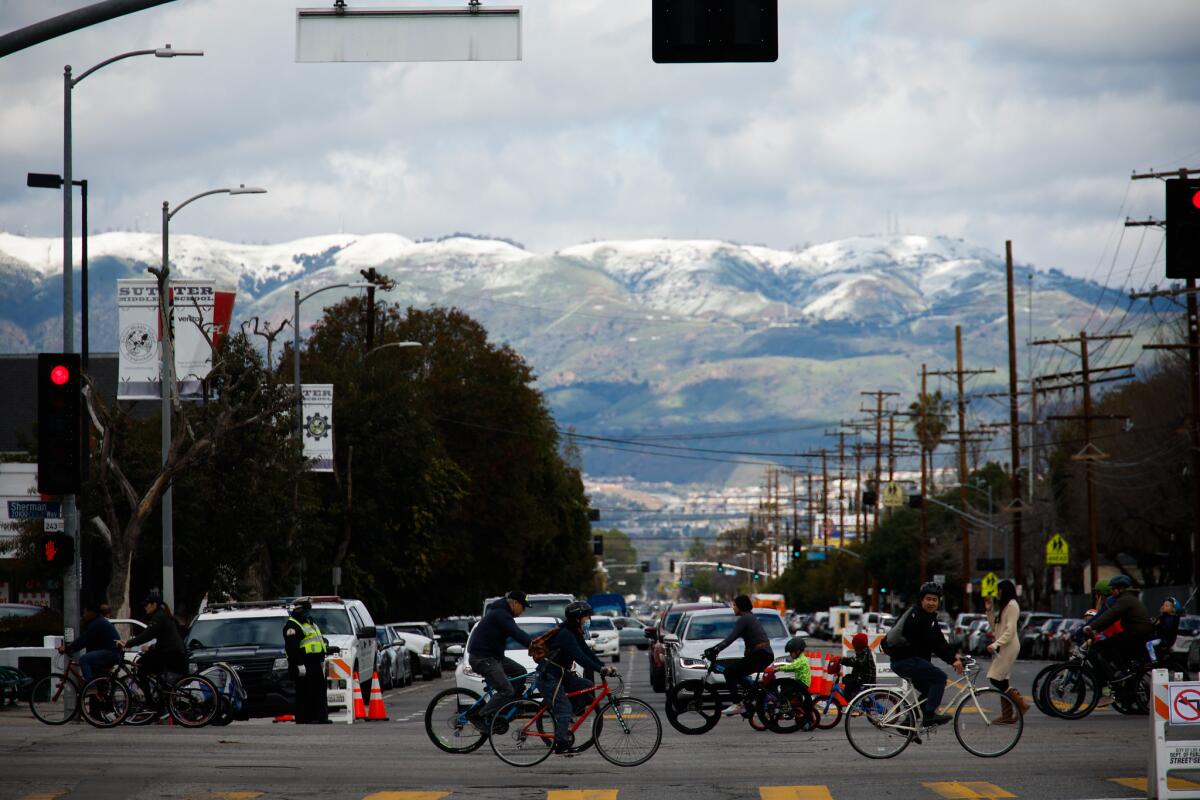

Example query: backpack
[528,626,561,663]
[881,607,915,657]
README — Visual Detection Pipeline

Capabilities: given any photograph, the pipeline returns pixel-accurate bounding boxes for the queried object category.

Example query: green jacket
[776,655,811,686]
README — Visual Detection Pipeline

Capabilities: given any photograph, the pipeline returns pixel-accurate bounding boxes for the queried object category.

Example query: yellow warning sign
[1046,533,1069,565]
[981,572,999,598]
[883,482,905,508]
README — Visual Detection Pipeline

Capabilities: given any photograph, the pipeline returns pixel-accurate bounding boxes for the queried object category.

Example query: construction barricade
[841,628,896,683]
[325,655,355,725]
[1149,668,1200,798]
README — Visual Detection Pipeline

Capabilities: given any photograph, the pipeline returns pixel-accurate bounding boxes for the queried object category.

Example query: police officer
[283,598,330,724]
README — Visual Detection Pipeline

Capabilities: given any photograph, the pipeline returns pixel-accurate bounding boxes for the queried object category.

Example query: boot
[1005,687,1030,714]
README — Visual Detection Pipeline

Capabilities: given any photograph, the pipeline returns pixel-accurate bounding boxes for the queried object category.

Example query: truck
[750,593,787,615]
[828,602,864,640]
[588,592,628,617]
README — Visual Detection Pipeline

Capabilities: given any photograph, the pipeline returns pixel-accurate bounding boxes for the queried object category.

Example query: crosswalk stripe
[546,792,618,800]
[1109,776,1200,792]
[361,793,450,800]
[923,782,1015,799]
[760,786,835,800]
[17,792,68,800]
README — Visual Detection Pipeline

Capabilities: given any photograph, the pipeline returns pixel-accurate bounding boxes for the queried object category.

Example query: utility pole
[360,267,381,351]
[862,390,899,537]
[1005,241,1025,588]
[837,432,846,549]
[919,364,929,583]
[806,472,815,544]
[821,449,830,550]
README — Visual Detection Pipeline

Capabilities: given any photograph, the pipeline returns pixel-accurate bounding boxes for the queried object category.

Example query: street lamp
[364,341,423,358]
[160,184,266,611]
[58,43,201,637]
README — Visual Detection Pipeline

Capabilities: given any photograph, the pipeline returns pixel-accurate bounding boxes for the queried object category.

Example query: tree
[909,390,952,491]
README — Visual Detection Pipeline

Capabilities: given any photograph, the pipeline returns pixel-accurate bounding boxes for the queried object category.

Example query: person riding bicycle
[117,591,186,680]
[1082,575,1153,683]
[535,600,616,755]
[884,581,964,727]
[466,590,532,730]
[1148,597,1181,664]
[840,632,876,701]
[776,636,812,687]
[58,601,121,682]
[703,595,774,718]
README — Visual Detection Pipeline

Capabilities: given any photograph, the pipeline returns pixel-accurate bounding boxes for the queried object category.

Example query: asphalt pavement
[0,648,1175,800]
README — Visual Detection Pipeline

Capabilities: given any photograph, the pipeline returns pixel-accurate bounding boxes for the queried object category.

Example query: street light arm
[365,341,422,358]
[72,48,158,84]
[166,188,231,220]
[298,283,358,306]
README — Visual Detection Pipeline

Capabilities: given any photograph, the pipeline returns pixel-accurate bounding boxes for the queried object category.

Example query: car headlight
[272,657,290,672]
[422,643,432,655]
[678,657,707,670]
[462,664,480,678]
[188,662,197,673]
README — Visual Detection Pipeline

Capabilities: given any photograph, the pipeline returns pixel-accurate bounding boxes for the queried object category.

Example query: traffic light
[1167,178,1200,279]
[37,353,81,494]
[908,493,924,510]
[587,508,601,521]
[38,534,74,569]
[640,560,650,573]
[790,538,802,560]
[592,535,604,556]
[669,559,676,572]
[716,561,724,574]
[862,490,878,509]
[652,0,778,64]
[752,570,761,582]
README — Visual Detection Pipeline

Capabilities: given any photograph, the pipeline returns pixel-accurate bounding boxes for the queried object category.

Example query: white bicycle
[843,655,1022,759]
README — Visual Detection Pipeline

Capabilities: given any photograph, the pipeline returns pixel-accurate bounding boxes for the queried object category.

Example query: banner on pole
[117,279,161,399]
[172,281,216,399]
[302,384,334,472]
[212,289,237,350]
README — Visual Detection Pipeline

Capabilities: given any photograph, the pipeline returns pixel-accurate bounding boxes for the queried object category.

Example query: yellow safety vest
[288,617,327,655]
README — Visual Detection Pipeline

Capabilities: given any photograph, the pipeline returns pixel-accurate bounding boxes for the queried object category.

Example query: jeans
[469,655,527,718]
[891,657,948,717]
[79,649,121,682]
[536,668,593,747]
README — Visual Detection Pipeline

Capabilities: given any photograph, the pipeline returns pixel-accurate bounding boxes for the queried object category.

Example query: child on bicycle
[775,637,812,687]
[840,632,876,701]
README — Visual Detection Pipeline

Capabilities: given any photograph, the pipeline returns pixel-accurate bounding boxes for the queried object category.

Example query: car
[1173,616,1200,659]
[481,593,574,621]
[662,608,792,691]
[375,625,413,689]
[1018,612,1062,658]
[938,620,952,638]
[454,615,565,695]
[951,613,985,648]
[614,616,649,650]
[586,616,620,662]
[184,602,296,719]
[305,596,380,690]
[387,621,442,680]
[811,611,833,640]
[1032,619,1067,660]
[1051,619,1085,661]
[433,629,469,672]
[644,601,725,693]
[965,619,992,655]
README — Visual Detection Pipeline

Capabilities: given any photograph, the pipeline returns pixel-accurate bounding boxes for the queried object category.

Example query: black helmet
[785,636,807,654]
[919,581,944,598]
[564,600,593,624]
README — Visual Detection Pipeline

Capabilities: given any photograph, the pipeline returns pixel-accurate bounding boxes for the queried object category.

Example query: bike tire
[489,698,554,767]
[844,688,914,760]
[593,696,662,767]
[168,674,219,728]
[664,680,722,735]
[759,680,812,734]
[424,687,486,754]
[1041,663,1100,720]
[953,687,1022,758]
[1031,664,1056,716]
[813,691,845,730]
[80,676,131,728]
[29,673,78,725]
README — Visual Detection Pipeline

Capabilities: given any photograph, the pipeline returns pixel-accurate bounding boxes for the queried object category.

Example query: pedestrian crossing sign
[981,572,999,598]
[883,482,905,508]
[1046,533,1069,565]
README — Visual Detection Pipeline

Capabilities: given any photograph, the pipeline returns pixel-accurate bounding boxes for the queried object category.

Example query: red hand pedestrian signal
[44,539,58,562]
[49,364,70,385]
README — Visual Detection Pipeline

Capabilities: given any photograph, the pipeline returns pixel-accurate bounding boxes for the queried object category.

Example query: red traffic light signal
[1166,178,1200,279]
[50,364,71,385]
[37,353,81,495]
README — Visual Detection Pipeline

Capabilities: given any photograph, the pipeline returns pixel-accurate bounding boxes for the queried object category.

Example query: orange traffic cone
[366,672,389,721]
[273,714,294,723]
[352,672,367,720]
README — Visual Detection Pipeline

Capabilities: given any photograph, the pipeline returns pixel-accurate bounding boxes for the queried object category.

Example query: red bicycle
[489,675,662,767]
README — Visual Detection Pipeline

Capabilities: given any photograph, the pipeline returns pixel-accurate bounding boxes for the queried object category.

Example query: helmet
[1165,596,1183,614]
[564,600,593,625]
[785,636,807,654]
[851,632,869,650]
[1109,575,1133,589]
[1094,579,1109,593]
[919,581,944,598]
[1084,608,1097,618]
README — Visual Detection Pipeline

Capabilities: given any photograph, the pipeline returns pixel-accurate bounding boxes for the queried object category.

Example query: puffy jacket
[467,599,532,660]
[1088,591,1153,640]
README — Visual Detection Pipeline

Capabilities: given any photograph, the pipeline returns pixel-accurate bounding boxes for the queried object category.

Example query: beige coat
[986,599,1020,681]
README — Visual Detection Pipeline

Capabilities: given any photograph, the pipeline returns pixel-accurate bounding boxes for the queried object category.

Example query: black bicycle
[664,656,813,735]
[81,655,219,728]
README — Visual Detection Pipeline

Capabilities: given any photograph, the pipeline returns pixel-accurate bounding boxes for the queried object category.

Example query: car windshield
[684,614,787,641]
[435,618,473,632]
[186,616,285,648]
[308,608,353,636]
[508,621,557,651]
[525,598,571,619]
[1181,616,1200,633]
[394,626,426,637]
[590,618,614,631]
[664,612,683,633]
[437,629,468,644]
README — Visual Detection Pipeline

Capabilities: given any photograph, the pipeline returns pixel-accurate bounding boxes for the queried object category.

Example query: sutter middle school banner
[117,279,161,399]
[301,384,334,472]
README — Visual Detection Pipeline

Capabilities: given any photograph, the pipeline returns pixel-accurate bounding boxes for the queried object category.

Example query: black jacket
[467,599,532,660]
[887,606,956,664]
[127,608,185,656]
[842,648,876,684]
[1089,591,1153,639]
[66,615,120,655]
[541,626,605,678]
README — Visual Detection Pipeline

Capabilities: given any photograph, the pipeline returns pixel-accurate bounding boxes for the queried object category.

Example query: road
[0,649,1174,800]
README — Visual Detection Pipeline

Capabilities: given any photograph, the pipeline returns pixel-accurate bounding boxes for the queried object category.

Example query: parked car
[951,613,985,648]
[965,619,992,655]
[433,617,475,671]
[1172,615,1200,659]
[644,601,725,693]
[1051,619,1085,661]
[184,602,295,719]
[613,616,649,650]
[663,608,792,691]
[1018,612,1062,658]
[305,596,380,690]
[387,621,443,680]
[455,615,576,695]
[587,616,620,662]
[375,624,413,689]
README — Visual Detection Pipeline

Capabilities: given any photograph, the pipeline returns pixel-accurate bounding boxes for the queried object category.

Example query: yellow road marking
[1110,777,1200,791]
[187,794,264,800]
[923,782,1015,799]
[760,786,835,800]
[546,792,618,800]
[19,792,68,800]
[361,794,449,800]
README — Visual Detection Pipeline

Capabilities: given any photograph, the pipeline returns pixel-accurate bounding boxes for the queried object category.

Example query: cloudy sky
[1,0,1198,281]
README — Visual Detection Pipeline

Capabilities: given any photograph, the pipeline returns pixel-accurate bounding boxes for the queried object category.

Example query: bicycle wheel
[953,687,1022,758]
[1031,664,1056,716]
[664,679,722,735]
[121,675,159,725]
[80,676,131,728]
[813,691,844,730]
[759,680,812,734]
[1041,663,1100,720]
[29,673,79,725]
[844,688,915,759]
[168,675,219,728]
[593,696,662,767]
[489,698,554,767]
[425,687,486,754]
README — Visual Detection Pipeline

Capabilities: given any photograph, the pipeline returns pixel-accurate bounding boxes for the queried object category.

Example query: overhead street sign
[296,6,523,63]
[1046,534,1070,565]
[981,572,999,598]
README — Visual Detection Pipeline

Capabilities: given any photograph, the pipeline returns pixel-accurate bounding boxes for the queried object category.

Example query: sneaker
[921,712,953,727]
[722,703,747,717]
[553,742,577,756]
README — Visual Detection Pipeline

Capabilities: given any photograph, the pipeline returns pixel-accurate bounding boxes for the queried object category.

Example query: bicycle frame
[867,658,991,734]
[517,679,619,741]
[458,672,537,723]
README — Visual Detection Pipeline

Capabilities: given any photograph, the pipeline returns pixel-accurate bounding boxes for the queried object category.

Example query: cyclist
[884,581,963,727]
[703,595,774,717]
[117,591,186,679]
[1082,575,1153,682]
[776,636,812,687]
[466,590,532,730]
[840,632,876,701]
[57,601,121,681]
[536,600,616,755]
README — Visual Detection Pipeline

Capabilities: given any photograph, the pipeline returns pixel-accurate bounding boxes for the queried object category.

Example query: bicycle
[664,656,813,735]
[424,671,577,754]
[30,654,87,725]
[81,654,219,729]
[489,675,661,768]
[1039,642,1149,720]
[809,656,859,730]
[843,655,1022,759]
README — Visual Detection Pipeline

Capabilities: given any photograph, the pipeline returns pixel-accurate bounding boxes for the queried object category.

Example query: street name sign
[297,6,522,62]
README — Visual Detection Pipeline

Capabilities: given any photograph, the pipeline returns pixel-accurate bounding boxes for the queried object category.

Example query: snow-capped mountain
[0,231,1149,483]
